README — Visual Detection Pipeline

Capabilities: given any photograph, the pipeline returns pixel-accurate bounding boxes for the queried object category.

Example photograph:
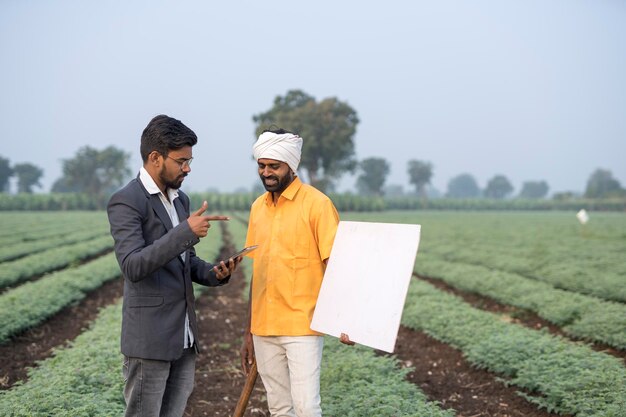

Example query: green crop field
[0,209,624,416]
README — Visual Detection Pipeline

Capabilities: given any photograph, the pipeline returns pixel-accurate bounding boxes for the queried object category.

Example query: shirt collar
[139,166,179,202]
[264,176,302,205]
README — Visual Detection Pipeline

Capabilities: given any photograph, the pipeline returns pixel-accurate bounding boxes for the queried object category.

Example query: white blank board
[311,221,421,353]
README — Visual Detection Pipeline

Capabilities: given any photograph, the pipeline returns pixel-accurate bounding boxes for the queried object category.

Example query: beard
[160,165,186,190]
[261,171,293,193]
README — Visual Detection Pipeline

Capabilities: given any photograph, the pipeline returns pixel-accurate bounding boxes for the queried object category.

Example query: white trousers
[253,335,324,417]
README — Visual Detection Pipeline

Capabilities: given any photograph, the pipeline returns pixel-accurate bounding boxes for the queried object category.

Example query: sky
[1,0,625,196]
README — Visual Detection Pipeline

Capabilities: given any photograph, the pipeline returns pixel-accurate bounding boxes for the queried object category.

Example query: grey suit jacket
[107,176,228,361]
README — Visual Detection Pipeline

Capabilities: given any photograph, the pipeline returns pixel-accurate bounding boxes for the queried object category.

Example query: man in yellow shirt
[240,128,351,417]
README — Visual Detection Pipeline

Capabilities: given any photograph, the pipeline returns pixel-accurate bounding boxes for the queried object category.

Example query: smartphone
[217,245,258,266]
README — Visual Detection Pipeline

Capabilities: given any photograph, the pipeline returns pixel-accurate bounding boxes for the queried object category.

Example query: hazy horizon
[2,1,625,197]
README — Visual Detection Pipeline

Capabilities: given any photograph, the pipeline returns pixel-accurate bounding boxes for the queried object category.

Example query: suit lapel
[134,174,174,231]
[150,194,174,230]
[174,196,190,267]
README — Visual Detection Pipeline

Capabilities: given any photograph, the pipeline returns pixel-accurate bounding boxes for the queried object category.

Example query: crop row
[0,228,110,263]
[0,253,120,343]
[0,235,114,289]
[419,239,626,303]
[0,302,126,416]
[0,211,107,243]
[415,255,626,349]
[0,222,94,247]
[402,279,626,416]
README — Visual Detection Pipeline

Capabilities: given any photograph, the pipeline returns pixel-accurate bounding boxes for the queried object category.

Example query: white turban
[253,131,303,173]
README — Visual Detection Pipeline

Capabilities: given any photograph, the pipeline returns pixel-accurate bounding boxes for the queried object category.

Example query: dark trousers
[123,348,196,417]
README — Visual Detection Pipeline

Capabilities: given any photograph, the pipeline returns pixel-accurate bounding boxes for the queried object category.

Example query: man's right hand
[188,201,229,238]
[240,331,255,375]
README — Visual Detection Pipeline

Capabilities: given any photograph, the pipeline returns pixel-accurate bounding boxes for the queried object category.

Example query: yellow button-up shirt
[245,177,339,336]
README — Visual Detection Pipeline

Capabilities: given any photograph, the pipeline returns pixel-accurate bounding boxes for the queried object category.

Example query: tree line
[1,89,624,201]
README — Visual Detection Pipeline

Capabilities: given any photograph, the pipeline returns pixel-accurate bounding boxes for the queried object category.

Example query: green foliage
[2,192,626,212]
[0,193,105,210]
[0,234,114,288]
[0,303,126,416]
[3,210,624,416]
[52,145,131,199]
[0,253,121,343]
[0,155,13,192]
[321,338,454,417]
[0,228,110,262]
[518,180,549,199]
[406,160,433,197]
[13,162,44,193]
[584,168,624,198]
[329,193,385,212]
[356,157,390,196]
[484,174,514,199]
[401,280,626,416]
[381,196,626,211]
[252,90,359,192]
[445,173,480,198]
[0,211,106,243]
[415,256,626,349]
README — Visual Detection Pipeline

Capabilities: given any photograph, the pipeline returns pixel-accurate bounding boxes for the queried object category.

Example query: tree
[356,157,390,196]
[52,146,131,198]
[446,173,480,198]
[518,180,549,199]
[252,89,359,192]
[0,156,13,193]
[584,169,624,198]
[407,160,433,198]
[484,175,514,199]
[13,163,44,193]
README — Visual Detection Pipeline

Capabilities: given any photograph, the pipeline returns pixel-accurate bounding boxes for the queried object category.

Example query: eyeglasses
[165,155,193,170]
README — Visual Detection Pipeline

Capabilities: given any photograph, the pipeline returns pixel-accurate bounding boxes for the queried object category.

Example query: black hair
[140,114,198,162]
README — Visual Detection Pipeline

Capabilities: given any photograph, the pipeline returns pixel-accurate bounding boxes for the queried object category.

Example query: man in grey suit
[107,114,239,417]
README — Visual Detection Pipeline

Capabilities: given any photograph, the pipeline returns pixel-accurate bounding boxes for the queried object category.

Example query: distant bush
[1,192,624,212]
[0,193,104,210]
[384,197,626,211]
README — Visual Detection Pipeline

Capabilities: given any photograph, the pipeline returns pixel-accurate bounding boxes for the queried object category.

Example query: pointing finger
[204,215,230,221]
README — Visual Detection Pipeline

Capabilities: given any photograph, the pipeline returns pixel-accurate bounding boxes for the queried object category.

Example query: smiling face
[257,158,295,195]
